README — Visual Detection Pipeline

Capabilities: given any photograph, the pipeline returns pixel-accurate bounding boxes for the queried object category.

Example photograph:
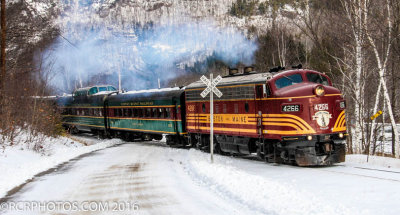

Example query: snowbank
[0,134,122,198]
[346,154,400,169]
[177,149,352,215]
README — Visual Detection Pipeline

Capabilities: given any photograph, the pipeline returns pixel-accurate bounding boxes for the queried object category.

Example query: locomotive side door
[255,84,266,137]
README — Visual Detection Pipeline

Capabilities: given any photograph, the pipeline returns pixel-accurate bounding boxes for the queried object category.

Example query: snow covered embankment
[0,134,122,198]
[176,149,354,215]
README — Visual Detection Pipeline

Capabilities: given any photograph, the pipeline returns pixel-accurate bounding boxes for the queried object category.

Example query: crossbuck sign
[200,74,223,163]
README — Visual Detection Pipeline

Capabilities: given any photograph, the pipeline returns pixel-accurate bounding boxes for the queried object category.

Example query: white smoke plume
[43,1,258,93]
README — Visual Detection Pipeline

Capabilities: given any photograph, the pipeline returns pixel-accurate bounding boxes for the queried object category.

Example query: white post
[200,74,222,164]
[210,73,214,163]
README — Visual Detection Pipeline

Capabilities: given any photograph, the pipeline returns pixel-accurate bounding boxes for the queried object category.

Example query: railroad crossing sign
[200,74,223,163]
[200,75,223,98]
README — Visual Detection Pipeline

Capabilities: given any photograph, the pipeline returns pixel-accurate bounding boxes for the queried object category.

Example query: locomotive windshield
[306,73,329,86]
[275,74,303,89]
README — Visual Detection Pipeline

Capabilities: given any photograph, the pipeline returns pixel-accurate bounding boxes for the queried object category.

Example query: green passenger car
[57,86,187,145]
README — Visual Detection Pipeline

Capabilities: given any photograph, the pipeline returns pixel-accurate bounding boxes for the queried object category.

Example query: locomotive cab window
[275,74,303,89]
[202,103,206,113]
[306,73,329,86]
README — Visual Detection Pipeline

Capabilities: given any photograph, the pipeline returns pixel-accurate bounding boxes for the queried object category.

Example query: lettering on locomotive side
[120,101,154,106]
[207,115,224,123]
[232,115,248,123]
[203,114,249,124]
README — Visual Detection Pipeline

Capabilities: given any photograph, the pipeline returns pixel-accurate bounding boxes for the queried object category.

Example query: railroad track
[74,134,400,183]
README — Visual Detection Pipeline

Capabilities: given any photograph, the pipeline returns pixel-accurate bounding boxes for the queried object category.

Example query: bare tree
[0,0,5,102]
[365,0,399,158]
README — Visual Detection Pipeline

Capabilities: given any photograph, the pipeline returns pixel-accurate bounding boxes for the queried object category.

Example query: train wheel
[152,134,163,141]
[68,126,79,134]
[99,131,107,139]
[263,142,282,164]
[198,134,209,152]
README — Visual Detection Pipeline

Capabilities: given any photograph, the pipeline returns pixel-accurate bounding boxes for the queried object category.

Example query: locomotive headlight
[340,101,346,109]
[338,133,344,138]
[307,135,313,141]
[315,86,325,96]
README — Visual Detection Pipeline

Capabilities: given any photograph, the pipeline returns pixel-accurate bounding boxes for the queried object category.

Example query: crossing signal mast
[200,74,223,163]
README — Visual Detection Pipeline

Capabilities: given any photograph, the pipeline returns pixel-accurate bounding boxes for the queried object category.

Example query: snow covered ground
[0,133,123,198]
[1,137,400,215]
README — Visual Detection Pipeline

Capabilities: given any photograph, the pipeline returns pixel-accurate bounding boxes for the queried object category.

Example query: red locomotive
[185,66,346,166]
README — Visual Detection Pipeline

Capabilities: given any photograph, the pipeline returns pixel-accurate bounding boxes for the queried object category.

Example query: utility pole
[0,0,6,94]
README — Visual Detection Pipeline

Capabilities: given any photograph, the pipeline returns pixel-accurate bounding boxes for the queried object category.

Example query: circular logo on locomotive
[312,111,332,129]
[187,105,196,112]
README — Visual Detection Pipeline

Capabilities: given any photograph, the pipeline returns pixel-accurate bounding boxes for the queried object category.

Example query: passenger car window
[158,108,162,118]
[99,87,107,92]
[306,73,329,86]
[107,86,117,91]
[88,87,98,95]
[275,74,303,89]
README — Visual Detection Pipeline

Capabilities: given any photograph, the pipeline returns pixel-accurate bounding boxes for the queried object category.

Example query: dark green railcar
[57,86,187,145]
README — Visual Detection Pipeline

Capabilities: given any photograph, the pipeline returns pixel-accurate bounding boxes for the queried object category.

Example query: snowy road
[1,140,400,215]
